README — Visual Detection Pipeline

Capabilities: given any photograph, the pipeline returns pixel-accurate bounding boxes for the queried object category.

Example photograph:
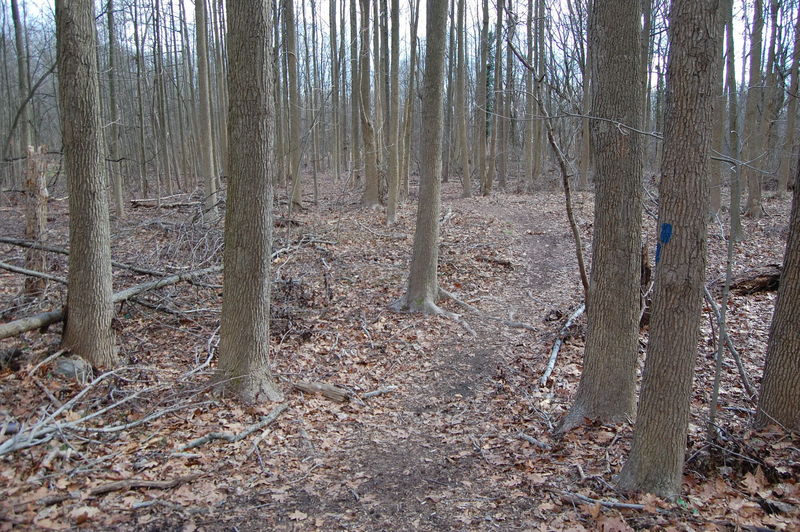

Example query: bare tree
[56,0,117,367]
[618,0,720,497]
[359,0,380,208]
[219,0,282,402]
[557,0,643,433]
[196,0,219,220]
[391,0,448,314]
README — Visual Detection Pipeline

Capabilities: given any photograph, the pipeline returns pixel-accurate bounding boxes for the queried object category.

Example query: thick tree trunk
[219,0,282,403]
[56,0,117,367]
[756,167,800,430]
[557,0,643,433]
[617,0,719,497]
[391,0,447,314]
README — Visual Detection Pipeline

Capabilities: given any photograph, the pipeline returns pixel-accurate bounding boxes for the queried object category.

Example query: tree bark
[557,0,643,433]
[23,145,48,296]
[56,0,117,367]
[386,0,400,224]
[756,166,800,430]
[284,0,303,211]
[219,0,282,403]
[359,0,380,208]
[780,6,800,197]
[391,0,447,314]
[196,0,219,220]
[455,0,471,198]
[743,0,764,220]
[618,0,719,497]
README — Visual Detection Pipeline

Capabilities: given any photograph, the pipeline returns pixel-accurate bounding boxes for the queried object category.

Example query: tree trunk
[219,0,282,403]
[455,0,471,198]
[330,0,341,180]
[23,145,48,296]
[725,0,743,241]
[386,0,400,224]
[743,0,764,220]
[779,7,800,197]
[756,166,800,430]
[483,0,503,197]
[350,0,361,183]
[284,0,302,211]
[196,0,219,220]
[557,0,643,433]
[475,0,489,195]
[391,0,447,314]
[11,0,32,158]
[359,0,380,208]
[106,0,124,218]
[617,0,719,497]
[709,5,725,217]
[56,0,117,367]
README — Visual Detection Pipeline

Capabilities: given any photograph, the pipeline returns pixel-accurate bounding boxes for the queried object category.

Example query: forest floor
[0,175,798,531]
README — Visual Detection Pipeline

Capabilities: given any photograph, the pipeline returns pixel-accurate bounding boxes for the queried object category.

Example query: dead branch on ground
[540,303,586,386]
[0,265,223,340]
[175,403,288,452]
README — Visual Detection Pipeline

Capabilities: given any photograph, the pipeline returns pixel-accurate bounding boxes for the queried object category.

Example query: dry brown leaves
[0,180,797,530]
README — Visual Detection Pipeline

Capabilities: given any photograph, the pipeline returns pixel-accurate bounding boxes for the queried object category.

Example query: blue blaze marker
[655,223,673,264]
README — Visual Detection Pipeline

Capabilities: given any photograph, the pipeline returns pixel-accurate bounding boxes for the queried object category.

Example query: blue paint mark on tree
[655,223,673,264]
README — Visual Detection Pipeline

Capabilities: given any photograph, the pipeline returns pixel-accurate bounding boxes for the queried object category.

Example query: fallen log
[0,265,222,340]
[710,264,781,295]
[293,381,351,402]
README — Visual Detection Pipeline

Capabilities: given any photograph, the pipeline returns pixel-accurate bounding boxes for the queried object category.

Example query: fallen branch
[89,473,202,496]
[0,261,66,284]
[294,381,351,402]
[557,490,651,511]
[0,265,223,340]
[131,200,200,209]
[0,236,168,277]
[362,385,398,399]
[439,288,537,333]
[540,303,586,386]
[517,431,553,450]
[176,403,288,452]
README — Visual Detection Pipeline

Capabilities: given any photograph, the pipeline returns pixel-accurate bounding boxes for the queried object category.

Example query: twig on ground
[541,303,586,386]
[557,490,655,511]
[0,261,66,284]
[439,288,537,332]
[517,431,553,450]
[89,473,202,496]
[362,385,398,399]
[28,349,66,375]
[175,403,288,452]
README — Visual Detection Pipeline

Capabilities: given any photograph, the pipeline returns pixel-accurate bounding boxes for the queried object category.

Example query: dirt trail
[198,190,590,531]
